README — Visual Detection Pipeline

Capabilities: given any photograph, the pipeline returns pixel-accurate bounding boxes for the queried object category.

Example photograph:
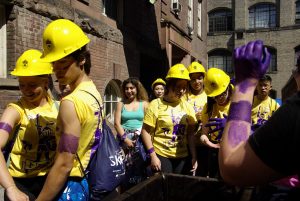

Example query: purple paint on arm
[58,133,79,154]
[238,81,257,94]
[227,101,252,123]
[0,122,13,134]
[228,122,248,147]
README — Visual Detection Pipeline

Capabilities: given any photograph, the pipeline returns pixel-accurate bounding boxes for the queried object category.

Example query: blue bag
[88,120,125,195]
[80,91,125,200]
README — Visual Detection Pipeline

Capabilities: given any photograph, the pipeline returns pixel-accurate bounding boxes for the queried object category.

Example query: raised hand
[234,40,271,83]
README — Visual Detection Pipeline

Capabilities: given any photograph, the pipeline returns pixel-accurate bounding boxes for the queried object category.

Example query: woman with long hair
[114,77,149,190]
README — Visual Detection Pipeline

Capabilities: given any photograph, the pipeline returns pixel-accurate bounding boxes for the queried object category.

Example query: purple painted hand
[234,40,271,83]
[205,114,227,141]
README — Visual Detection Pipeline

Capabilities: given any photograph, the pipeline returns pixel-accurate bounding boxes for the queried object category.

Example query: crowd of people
[0,18,299,201]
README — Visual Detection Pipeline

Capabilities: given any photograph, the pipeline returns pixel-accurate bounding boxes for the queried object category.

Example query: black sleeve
[248,97,300,176]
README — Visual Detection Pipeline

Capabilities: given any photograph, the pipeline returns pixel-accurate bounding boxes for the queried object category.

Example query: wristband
[147,147,155,154]
[118,133,127,141]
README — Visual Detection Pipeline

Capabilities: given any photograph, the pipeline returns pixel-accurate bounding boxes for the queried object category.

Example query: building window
[197,1,202,37]
[208,49,232,73]
[208,9,232,33]
[0,5,6,78]
[188,0,193,29]
[296,1,300,24]
[295,46,300,67]
[102,0,117,20]
[267,47,277,73]
[104,80,121,124]
[249,3,276,29]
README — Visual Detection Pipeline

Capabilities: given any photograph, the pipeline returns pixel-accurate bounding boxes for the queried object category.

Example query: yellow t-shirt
[184,91,207,121]
[251,96,280,125]
[143,98,197,158]
[58,80,103,177]
[8,98,59,177]
[201,101,230,142]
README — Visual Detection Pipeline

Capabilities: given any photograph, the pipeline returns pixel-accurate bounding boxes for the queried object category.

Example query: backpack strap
[80,90,102,122]
[76,90,102,176]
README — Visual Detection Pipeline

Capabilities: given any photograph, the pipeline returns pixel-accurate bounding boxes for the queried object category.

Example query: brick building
[207,0,300,99]
[0,0,207,124]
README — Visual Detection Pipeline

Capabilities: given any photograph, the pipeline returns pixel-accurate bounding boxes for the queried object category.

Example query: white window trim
[171,0,179,8]
[188,0,193,29]
[104,80,122,124]
[197,1,202,37]
[102,0,107,16]
[0,5,7,78]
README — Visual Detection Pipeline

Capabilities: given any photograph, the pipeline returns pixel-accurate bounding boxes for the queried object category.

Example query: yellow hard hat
[41,19,90,62]
[204,68,230,97]
[11,49,53,76]
[165,64,190,81]
[187,62,206,75]
[151,78,166,89]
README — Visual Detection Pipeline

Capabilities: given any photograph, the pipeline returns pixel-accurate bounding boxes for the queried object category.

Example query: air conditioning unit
[172,2,182,13]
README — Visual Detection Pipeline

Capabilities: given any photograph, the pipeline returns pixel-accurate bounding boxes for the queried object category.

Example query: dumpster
[106,173,250,201]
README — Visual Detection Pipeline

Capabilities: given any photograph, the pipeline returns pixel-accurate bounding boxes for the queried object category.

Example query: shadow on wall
[118,0,168,93]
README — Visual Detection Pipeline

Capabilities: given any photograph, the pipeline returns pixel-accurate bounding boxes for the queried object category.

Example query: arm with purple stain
[218,40,276,185]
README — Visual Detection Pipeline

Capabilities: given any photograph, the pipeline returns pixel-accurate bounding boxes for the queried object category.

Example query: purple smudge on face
[228,122,248,147]
[227,101,252,123]
[58,133,79,154]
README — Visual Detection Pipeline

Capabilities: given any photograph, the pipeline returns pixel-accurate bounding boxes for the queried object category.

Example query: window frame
[295,45,300,66]
[102,0,117,20]
[197,1,202,37]
[266,46,277,73]
[104,80,122,124]
[249,3,277,29]
[208,8,233,33]
[0,5,7,78]
[296,0,300,24]
[188,0,193,29]
[208,49,233,73]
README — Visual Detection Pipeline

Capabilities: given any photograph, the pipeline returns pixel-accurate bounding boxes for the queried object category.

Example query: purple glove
[234,40,271,83]
[205,114,227,141]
